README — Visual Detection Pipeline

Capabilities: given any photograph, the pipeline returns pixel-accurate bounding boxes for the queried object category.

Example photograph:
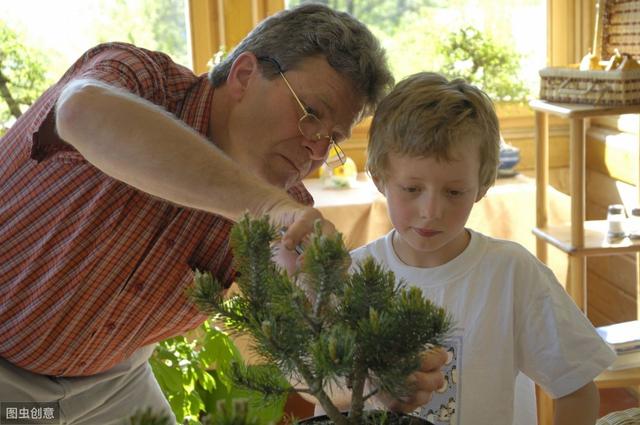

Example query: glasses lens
[325,142,347,169]
[298,114,345,169]
[298,114,325,142]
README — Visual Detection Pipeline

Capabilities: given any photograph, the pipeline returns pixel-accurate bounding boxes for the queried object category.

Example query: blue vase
[498,137,520,177]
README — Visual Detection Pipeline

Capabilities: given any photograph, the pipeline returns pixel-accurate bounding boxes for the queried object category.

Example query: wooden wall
[490,109,640,327]
[509,113,639,327]
[585,116,639,326]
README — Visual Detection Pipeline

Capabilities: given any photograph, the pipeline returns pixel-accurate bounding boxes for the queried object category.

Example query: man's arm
[55,79,328,247]
[554,381,599,425]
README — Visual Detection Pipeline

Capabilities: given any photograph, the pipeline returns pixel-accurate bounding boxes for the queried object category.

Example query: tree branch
[0,66,22,119]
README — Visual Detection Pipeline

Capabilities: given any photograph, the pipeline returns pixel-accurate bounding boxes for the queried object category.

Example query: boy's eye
[402,186,420,193]
[447,189,465,197]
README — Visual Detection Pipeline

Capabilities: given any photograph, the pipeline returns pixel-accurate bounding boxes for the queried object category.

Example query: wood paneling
[587,269,637,326]
[588,255,637,297]
[585,170,636,220]
[587,126,638,185]
[583,120,639,327]
[188,0,284,74]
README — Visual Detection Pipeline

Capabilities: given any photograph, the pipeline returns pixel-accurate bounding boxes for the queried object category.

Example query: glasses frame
[257,56,347,168]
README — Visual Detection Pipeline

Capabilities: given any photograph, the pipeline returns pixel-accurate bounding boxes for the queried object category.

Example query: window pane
[1,0,190,129]
[285,0,546,101]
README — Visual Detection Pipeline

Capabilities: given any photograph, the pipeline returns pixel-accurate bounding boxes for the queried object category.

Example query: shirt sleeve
[30,42,171,162]
[514,253,616,398]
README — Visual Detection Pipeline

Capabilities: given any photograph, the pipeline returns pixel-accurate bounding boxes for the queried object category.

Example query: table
[306,173,571,281]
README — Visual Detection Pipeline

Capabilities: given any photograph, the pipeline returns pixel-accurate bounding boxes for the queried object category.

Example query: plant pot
[297,410,434,425]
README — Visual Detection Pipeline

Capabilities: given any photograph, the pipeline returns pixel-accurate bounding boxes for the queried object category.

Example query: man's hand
[267,204,337,254]
[377,348,448,413]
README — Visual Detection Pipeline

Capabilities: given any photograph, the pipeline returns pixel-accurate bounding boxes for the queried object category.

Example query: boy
[352,72,616,425]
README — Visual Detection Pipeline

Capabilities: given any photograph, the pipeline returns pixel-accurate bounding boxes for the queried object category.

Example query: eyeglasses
[257,56,346,168]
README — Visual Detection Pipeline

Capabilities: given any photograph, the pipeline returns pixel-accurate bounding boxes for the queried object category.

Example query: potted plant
[188,215,453,425]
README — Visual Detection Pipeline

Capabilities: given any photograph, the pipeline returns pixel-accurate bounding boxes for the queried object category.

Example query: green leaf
[151,359,184,393]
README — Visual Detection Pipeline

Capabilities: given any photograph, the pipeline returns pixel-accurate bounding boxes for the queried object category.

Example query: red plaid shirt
[0,43,313,377]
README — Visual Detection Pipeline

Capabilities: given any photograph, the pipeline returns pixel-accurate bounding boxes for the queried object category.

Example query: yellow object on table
[318,156,358,189]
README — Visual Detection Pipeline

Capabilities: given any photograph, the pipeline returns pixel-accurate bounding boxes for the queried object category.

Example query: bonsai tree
[190,215,453,425]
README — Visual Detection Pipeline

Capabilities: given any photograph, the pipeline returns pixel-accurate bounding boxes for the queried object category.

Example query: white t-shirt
[350,229,616,425]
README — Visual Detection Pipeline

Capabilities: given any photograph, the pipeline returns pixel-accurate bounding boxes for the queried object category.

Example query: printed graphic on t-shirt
[414,334,463,425]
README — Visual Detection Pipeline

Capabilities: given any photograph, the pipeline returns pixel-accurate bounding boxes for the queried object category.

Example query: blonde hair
[367,72,500,193]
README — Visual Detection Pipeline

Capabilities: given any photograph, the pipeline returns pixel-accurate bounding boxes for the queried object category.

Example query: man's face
[225,55,364,189]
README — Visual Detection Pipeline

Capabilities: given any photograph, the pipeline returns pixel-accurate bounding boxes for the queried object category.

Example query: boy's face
[374,143,483,268]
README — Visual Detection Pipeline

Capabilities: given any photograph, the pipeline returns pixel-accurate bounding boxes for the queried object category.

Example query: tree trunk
[0,67,22,119]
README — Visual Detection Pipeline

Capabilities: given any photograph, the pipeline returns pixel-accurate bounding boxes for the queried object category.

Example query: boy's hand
[377,348,448,413]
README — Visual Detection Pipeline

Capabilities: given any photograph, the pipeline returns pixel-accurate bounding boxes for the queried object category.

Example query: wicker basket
[539,0,640,105]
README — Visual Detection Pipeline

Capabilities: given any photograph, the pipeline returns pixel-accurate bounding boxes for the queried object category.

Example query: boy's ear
[475,186,489,202]
[225,52,260,101]
[372,175,386,195]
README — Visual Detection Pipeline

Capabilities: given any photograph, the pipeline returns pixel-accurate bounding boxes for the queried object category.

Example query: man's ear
[226,52,261,101]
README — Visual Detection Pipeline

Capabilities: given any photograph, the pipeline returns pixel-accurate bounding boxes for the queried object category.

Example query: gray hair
[367,72,501,193]
[208,3,393,117]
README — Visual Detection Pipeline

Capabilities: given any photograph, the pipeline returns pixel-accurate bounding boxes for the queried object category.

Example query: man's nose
[301,134,332,161]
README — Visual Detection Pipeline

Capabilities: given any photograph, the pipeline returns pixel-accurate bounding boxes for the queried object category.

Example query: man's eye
[304,105,319,116]
[332,132,347,144]
[447,190,464,197]
[403,186,420,193]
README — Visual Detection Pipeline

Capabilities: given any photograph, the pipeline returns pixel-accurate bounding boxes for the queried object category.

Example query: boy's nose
[420,194,443,220]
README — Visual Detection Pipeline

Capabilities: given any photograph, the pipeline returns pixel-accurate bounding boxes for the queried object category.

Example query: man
[0,4,445,423]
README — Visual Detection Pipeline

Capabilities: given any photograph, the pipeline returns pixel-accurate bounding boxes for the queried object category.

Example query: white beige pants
[0,345,176,425]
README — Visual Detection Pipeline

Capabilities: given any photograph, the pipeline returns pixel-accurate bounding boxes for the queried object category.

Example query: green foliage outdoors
[0,0,189,131]
[0,20,48,132]
[288,0,532,101]
[190,216,453,425]
[149,320,286,425]
[290,0,444,31]
[93,0,189,67]
[438,26,529,102]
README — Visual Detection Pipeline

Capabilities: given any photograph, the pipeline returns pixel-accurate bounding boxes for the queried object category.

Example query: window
[1,0,190,129]
[285,0,546,102]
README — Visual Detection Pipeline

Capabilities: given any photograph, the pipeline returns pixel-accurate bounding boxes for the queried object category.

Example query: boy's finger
[410,370,445,394]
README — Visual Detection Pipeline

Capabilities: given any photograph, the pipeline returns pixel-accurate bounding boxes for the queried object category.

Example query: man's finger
[281,208,335,251]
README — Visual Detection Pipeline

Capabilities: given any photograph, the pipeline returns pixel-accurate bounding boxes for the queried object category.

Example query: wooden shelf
[529,100,640,119]
[596,367,640,389]
[533,220,640,256]
[532,99,640,422]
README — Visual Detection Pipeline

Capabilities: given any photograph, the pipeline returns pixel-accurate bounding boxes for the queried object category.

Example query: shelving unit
[530,99,640,424]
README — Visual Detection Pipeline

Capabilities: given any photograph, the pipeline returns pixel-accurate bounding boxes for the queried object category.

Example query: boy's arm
[553,381,599,425]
